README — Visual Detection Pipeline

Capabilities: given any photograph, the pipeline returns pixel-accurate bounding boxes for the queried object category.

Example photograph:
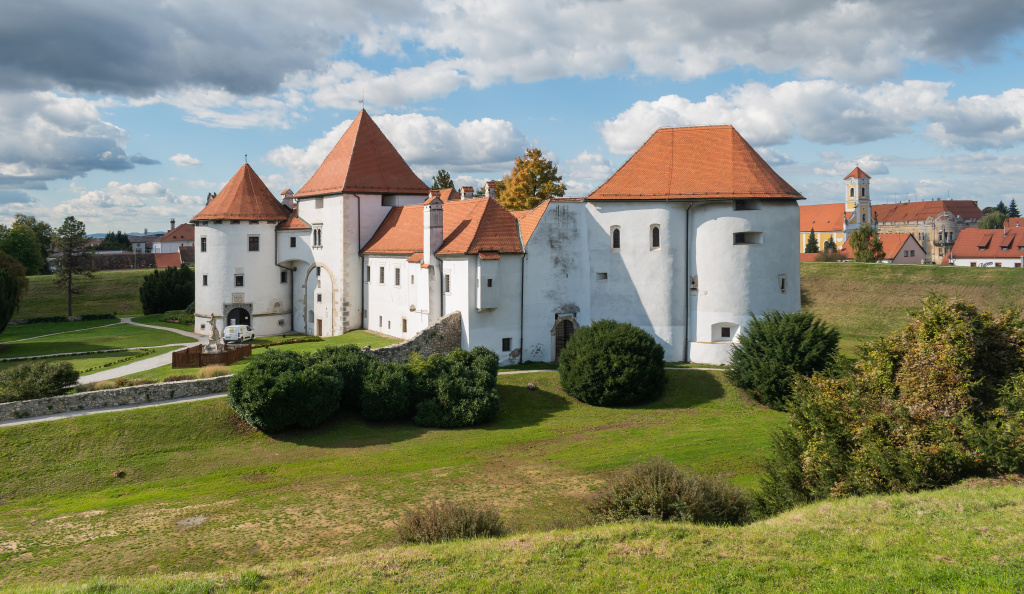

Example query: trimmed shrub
[360,359,414,422]
[411,348,501,428]
[139,264,195,315]
[0,360,80,402]
[396,501,507,543]
[588,457,751,525]
[229,350,315,433]
[558,319,665,407]
[309,345,372,410]
[755,297,1024,516]
[726,310,840,410]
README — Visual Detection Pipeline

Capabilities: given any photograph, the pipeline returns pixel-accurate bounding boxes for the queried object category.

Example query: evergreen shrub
[411,347,501,428]
[558,319,665,407]
[360,360,413,422]
[588,457,751,525]
[726,310,840,410]
[139,265,195,315]
[755,297,1024,516]
[228,350,341,433]
[309,345,371,410]
[396,501,507,543]
[0,360,80,403]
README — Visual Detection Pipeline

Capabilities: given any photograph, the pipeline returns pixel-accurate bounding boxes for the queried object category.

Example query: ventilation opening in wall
[712,322,739,342]
[733,232,763,245]
[734,200,760,210]
[596,272,608,280]
[778,274,787,293]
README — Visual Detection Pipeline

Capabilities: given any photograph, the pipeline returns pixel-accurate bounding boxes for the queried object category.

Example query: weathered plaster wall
[365,311,463,363]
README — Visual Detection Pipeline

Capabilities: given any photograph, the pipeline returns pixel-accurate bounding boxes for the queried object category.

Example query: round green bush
[0,360,79,403]
[725,310,840,410]
[412,347,501,428]
[308,344,372,410]
[360,360,414,422]
[228,350,342,433]
[558,319,665,406]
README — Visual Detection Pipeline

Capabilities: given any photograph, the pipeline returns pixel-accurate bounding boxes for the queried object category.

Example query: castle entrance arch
[226,307,251,326]
[551,315,579,362]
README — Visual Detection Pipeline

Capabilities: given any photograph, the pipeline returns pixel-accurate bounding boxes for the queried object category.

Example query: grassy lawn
[0,319,119,343]
[0,324,191,360]
[801,262,1024,356]
[16,269,150,319]
[0,370,783,585]
[23,480,1021,593]
[0,346,179,374]
[129,313,194,332]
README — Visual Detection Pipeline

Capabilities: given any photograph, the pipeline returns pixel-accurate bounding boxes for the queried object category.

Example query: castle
[191,111,802,365]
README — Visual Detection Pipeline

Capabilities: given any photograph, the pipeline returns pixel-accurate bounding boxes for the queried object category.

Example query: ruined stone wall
[366,311,462,363]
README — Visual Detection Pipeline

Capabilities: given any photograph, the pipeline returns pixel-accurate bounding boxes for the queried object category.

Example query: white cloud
[52,181,203,228]
[170,153,202,167]
[813,155,891,178]
[600,80,1024,154]
[288,60,467,110]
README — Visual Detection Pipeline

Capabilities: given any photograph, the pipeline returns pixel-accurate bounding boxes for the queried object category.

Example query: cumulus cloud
[170,153,202,167]
[288,61,467,110]
[0,91,156,190]
[813,155,891,178]
[50,181,204,227]
[600,80,1024,154]
[0,190,34,206]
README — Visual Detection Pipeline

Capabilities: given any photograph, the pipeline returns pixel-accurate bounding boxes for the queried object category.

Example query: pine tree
[498,148,566,210]
[1009,199,1020,218]
[431,169,454,190]
[51,216,94,318]
[804,229,819,253]
[823,237,838,252]
[996,200,1008,215]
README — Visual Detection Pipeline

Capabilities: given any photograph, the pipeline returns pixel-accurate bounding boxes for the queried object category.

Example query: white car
[223,325,255,343]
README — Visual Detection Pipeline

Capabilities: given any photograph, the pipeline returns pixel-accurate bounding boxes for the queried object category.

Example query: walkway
[75,317,202,383]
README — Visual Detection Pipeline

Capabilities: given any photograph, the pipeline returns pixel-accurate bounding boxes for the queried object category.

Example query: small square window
[721,327,731,338]
[596,272,608,280]
[202,274,208,286]
[290,237,296,248]
[315,197,323,209]
[502,337,511,351]
[486,278,493,287]
[280,270,287,283]
[235,275,244,287]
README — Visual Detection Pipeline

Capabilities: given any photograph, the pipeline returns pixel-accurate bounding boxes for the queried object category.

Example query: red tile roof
[845,167,871,179]
[277,209,311,230]
[837,233,919,261]
[799,253,821,262]
[296,110,430,198]
[192,164,291,222]
[157,223,195,242]
[361,198,523,256]
[588,125,802,201]
[153,253,182,268]
[1007,217,1024,229]
[800,203,849,232]
[179,245,195,264]
[514,199,550,246]
[951,227,1024,260]
[873,200,982,224]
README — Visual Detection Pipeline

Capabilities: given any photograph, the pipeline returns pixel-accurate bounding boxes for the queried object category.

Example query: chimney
[281,189,294,209]
[486,181,497,200]
[461,186,474,200]
[423,197,443,269]
[169,219,175,232]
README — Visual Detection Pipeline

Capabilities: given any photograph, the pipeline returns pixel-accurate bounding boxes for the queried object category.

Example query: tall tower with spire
[845,167,872,227]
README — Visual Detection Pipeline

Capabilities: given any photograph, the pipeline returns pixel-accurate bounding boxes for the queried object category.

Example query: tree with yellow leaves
[497,148,566,210]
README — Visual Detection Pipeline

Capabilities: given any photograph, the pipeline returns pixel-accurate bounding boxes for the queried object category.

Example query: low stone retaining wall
[367,311,462,363]
[0,376,231,422]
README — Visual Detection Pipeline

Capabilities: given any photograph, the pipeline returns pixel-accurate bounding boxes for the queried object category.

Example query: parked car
[223,325,255,343]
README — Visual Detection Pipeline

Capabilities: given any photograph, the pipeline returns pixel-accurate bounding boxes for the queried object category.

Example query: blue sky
[1,0,1023,235]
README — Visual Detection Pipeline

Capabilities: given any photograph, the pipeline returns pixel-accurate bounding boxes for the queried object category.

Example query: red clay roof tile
[361,198,523,256]
[156,223,195,242]
[514,199,550,246]
[873,200,982,224]
[588,125,802,201]
[800,203,848,232]
[952,227,1024,260]
[845,167,871,179]
[277,209,312,230]
[153,253,182,268]
[192,164,291,222]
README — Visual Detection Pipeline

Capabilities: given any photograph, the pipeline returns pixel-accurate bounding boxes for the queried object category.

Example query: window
[248,236,259,251]
[290,237,296,248]
[366,266,370,282]
[849,188,854,197]
[502,337,512,351]
[317,293,322,303]
[721,327,731,339]
[312,226,322,247]
[379,267,385,284]
[971,262,977,267]
[612,227,620,249]
[444,274,451,293]
[651,225,660,249]
[486,278,493,287]
[202,274,208,286]
[395,268,401,286]
[861,187,865,196]
[734,200,759,211]
[231,220,240,225]
[235,275,244,287]
[280,270,287,283]
[734,232,763,245]
[378,316,382,328]
[596,272,608,280]
[903,250,908,257]
[315,197,323,209]
[861,214,866,223]
[778,275,787,294]
[411,275,415,285]
[388,320,391,329]
[402,318,408,333]
[200,237,207,252]
[910,250,915,257]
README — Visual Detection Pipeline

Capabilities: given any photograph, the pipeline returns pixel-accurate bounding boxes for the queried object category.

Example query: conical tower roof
[845,167,871,179]
[589,125,802,201]
[295,110,430,198]
[191,164,291,222]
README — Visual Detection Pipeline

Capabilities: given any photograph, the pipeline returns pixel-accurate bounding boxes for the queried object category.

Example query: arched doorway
[552,316,578,362]
[226,307,251,326]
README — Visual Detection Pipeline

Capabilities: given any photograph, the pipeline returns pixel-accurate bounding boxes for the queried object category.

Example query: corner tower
[845,166,872,226]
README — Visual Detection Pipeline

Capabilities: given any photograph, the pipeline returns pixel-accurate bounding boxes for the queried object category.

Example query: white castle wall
[441,254,524,364]
[364,254,432,339]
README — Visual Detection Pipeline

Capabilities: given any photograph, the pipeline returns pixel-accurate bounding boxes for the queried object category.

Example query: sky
[1,0,1023,235]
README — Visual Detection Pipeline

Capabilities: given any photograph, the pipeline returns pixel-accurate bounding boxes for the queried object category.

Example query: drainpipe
[519,251,526,364]
[684,202,694,363]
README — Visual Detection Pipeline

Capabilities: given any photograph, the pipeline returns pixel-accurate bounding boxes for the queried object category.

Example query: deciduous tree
[0,224,45,275]
[12,214,53,273]
[51,216,94,318]
[0,252,28,334]
[848,224,885,262]
[497,148,566,211]
[978,211,1008,229]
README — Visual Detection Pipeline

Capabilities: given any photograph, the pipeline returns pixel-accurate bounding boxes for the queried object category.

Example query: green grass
[0,319,119,343]
[0,324,191,360]
[129,313,194,332]
[16,269,150,319]
[801,262,1024,356]
[0,370,781,585]
[0,346,179,374]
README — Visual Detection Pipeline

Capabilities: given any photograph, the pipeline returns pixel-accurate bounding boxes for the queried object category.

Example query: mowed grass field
[800,262,1024,355]
[0,370,782,585]
[0,324,190,360]
[15,269,151,319]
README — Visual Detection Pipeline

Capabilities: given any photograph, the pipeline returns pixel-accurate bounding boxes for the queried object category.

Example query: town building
[153,221,195,254]
[799,167,873,253]
[192,111,802,364]
[838,233,926,263]
[948,218,1024,267]
[873,200,983,264]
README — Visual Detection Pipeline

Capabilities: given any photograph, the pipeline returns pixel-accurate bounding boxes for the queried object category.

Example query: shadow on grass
[267,408,430,449]
[635,370,727,410]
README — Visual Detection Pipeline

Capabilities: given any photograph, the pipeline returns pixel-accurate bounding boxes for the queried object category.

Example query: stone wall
[0,376,230,422]
[367,311,462,363]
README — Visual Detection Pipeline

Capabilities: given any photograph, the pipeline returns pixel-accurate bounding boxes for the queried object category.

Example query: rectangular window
[779,275,787,293]
[733,200,759,211]
[317,293,322,303]
[235,275,244,287]
[231,221,240,225]
[444,274,451,293]
[312,226,322,247]
[411,275,415,285]
[315,197,323,209]
[395,268,401,286]
[721,327,731,338]
[378,316,382,328]
[486,278,493,287]
[971,262,977,267]
[402,318,408,333]
[596,272,608,280]
[248,236,259,251]
[734,232,763,245]
[366,266,370,282]
[502,337,512,351]
[904,250,908,257]
[200,237,207,252]
[202,274,208,286]
[379,267,385,284]
[290,236,296,248]
[280,270,287,283]
[910,250,915,256]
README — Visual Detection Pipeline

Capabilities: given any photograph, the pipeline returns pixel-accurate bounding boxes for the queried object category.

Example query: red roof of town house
[588,125,803,201]
[192,164,291,222]
[179,245,195,264]
[296,110,430,198]
[277,209,311,230]
[153,253,182,268]
[872,200,983,224]
[837,233,918,261]
[513,199,550,246]
[157,223,195,243]
[361,197,523,257]
[800,203,849,232]
[950,226,1024,260]
[845,167,871,179]
[1006,217,1024,229]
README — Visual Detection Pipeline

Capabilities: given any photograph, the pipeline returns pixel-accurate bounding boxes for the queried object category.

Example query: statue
[205,313,224,353]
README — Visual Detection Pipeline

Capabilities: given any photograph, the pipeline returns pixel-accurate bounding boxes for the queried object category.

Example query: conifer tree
[51,216,94,318]
[431,169,454,190]
[497,148,566,210]
[804,229,819,253]
[1009,199,1020,218]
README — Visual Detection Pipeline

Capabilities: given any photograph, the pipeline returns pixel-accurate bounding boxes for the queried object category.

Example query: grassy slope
[0,324,190,359]
[16,269,150,319]
[0,320,118,343]
[801,262,1024,355]
[0,370,781,584]
[0,346,179,374]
